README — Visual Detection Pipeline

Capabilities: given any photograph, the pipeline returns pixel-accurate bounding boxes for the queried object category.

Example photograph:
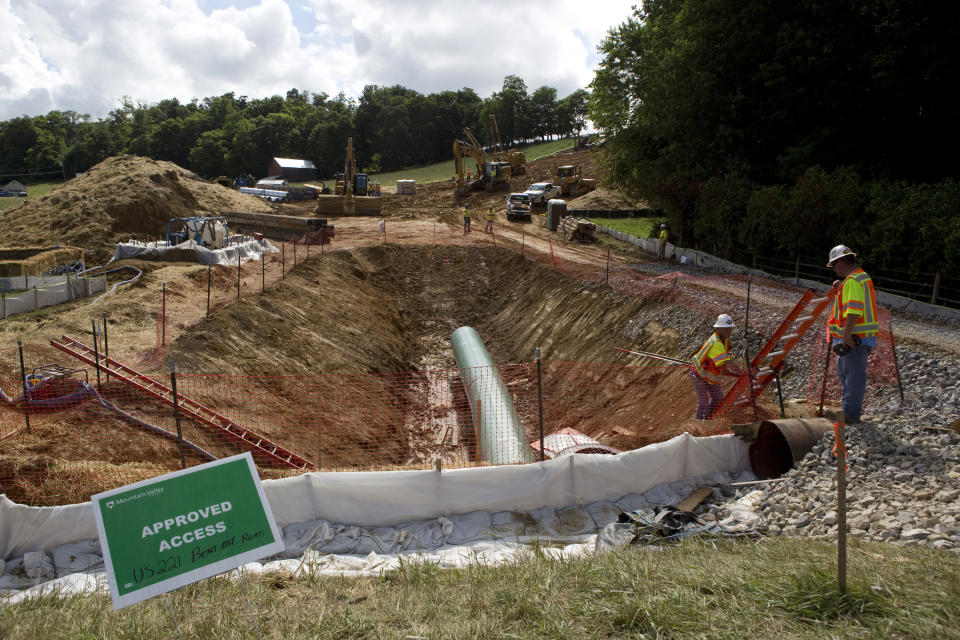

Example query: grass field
[0,181,61,212]
[362,138,577,186]
[589,215,668,239]
[2,537,958,639]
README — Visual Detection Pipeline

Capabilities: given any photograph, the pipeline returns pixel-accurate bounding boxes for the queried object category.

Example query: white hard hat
[827,244,856,266]
[660,224,666,228]
[713,314,736,328]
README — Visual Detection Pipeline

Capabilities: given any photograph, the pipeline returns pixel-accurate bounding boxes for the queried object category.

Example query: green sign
[92,452,284,609]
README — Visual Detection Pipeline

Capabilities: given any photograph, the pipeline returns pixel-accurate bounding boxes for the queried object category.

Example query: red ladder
[50,335,312,470]
[708,285,838,419]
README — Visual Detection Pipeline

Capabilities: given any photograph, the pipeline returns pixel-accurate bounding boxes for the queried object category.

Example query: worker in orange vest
[689,314,739,419]
[826,244,878,424]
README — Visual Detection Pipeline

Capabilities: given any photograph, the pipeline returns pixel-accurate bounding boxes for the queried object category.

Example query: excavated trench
[2,245,751,504]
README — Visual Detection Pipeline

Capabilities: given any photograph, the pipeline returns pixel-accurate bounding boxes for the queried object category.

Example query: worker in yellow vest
[826,244,878,424]
[463,203,471,233]
[657,223,668,258]
[484,206,496,233]
[689,314,738,419]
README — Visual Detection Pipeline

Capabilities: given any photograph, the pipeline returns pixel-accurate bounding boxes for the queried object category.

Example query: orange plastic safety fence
[0,359,765,505]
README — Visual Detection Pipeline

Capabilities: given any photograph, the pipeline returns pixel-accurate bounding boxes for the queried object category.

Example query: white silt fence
[0,275,107,319]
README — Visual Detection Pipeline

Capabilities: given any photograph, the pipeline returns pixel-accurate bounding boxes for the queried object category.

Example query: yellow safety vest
[691,332,731,384]
[486,210,496,221]
[828,268,879,339]
[659,229,668,240]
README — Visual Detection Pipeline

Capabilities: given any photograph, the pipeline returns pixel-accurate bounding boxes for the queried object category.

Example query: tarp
[0,433,753,599]
[111,238,276,266]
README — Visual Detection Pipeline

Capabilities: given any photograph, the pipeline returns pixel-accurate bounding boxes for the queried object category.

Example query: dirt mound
[0,155,273,260]
[567,187,638,211]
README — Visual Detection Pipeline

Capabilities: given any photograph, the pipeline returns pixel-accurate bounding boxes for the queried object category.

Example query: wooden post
[837,421,847,593]
[795,255,801,285]
[931,270,942,305]
[536,347,545,462]
[33,286,38,311]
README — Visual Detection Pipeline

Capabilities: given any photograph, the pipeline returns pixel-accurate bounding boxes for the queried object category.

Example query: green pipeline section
[450,326,535,465]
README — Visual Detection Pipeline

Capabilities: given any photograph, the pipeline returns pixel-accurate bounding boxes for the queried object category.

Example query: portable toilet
[546,199,566,231]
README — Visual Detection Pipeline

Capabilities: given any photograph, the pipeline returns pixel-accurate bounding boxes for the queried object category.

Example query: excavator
[313,138,382,216]
[488,115,526,176]
[453,127,512,197]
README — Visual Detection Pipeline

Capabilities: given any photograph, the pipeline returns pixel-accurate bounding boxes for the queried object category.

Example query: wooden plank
[676,487,712,512]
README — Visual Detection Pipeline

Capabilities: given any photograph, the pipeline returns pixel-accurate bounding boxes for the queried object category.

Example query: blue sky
[0,0,638,120]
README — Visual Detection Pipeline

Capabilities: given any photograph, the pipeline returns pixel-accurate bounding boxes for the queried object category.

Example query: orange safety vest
[691,332,731,384]
[828,268,879,339]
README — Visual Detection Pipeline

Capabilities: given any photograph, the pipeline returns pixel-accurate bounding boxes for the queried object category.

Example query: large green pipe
[451,326,535,465]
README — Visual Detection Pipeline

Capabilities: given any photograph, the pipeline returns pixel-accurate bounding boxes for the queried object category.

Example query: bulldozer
[453,128,512,197]
[313,138,382,216]
[556,165,596,197]
[489,114,526,176]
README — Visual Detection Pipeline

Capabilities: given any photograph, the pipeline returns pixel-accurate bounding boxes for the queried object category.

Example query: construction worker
[484,206,496,233]
[689,314,738,419]
[826,245,878,424]
[657,223,668,259]
[463,203,471,233]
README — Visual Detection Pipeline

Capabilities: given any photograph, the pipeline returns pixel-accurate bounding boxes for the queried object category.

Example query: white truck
[505,193,532,220]
[523,182,561,205]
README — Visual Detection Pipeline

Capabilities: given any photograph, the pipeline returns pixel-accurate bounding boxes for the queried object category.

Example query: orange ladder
[50,335,312,469]
[708,285,838,419]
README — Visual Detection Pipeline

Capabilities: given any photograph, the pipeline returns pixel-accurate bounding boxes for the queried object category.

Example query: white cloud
[0,0,637,120]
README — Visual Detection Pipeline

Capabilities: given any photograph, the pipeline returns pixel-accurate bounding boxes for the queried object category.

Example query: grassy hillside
[0,181,61,212]
[1,538,956,638]
[364,138,577,186]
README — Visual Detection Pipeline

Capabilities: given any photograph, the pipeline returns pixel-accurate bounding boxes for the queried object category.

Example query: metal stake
[774,372,785,418]
[169,358,186,470]
[102,313,110,382]
[237,250,241,299]
[161,282,166,346]
[17,340,30,432]
[535,347,545,462]
[91,318,101,393]
[261,252,265,292]
[281,241,285,277]
[206,264,211,317]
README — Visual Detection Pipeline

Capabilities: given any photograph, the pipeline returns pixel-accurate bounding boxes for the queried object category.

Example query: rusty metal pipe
[748,418,833,479]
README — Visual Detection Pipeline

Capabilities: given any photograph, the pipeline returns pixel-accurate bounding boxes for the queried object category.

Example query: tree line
[590,0,960,278]
[0,76,588,180]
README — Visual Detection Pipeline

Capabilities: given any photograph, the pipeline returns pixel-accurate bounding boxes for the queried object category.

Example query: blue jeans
[834,341,873,421]
[690,369,723,419]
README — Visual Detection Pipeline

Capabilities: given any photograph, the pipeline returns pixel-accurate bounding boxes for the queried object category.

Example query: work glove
[832,335,861,357]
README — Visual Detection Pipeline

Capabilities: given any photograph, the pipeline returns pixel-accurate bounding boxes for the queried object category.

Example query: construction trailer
[313,138,383,216]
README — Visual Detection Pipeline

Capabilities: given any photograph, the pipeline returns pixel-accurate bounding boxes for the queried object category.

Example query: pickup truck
[505,193,532,220]
[523,182,561,204]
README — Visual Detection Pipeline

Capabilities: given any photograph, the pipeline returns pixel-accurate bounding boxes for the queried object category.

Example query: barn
[267,158,317,182]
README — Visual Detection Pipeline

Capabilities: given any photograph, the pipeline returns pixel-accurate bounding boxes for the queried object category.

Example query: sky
[0,0,639,121]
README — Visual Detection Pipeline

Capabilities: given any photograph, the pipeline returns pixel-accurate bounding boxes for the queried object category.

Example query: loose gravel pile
[707,347,960,551]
